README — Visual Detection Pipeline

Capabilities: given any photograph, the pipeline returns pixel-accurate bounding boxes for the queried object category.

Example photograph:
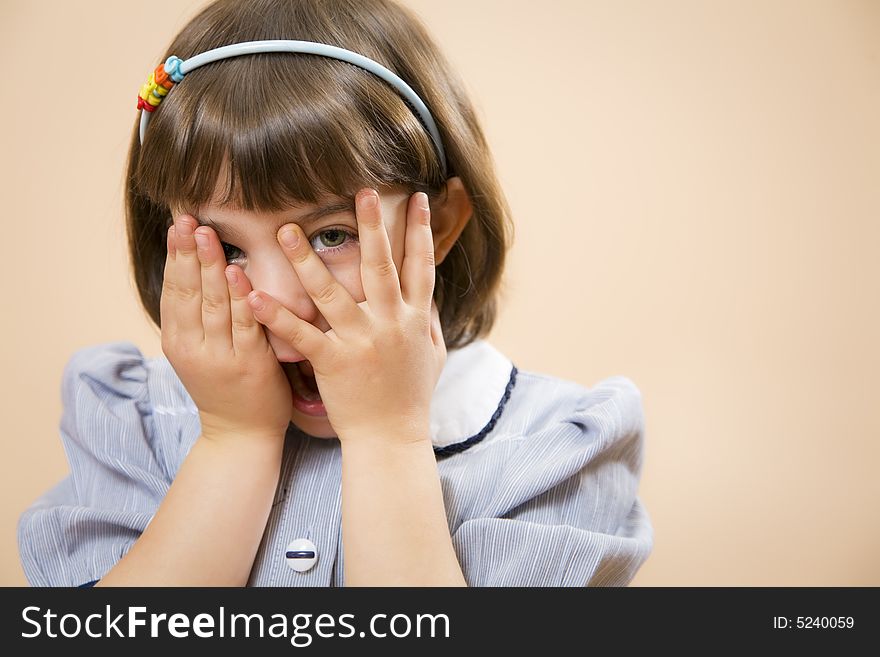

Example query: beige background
[1,0,878,586]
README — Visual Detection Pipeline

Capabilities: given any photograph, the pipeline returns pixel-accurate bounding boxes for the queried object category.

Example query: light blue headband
[137,39,448,177]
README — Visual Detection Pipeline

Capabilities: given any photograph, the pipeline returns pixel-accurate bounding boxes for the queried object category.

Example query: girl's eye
[220,242,245,265]
[218,228,358,265]
[309,228,359,254]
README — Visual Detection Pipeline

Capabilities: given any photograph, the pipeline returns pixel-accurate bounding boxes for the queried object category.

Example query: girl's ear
[430,177,473,265]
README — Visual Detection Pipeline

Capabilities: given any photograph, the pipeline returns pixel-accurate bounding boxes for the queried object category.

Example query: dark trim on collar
[433,365,518,458]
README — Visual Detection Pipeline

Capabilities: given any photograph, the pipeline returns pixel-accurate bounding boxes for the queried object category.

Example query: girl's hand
[248,188,446,444]
[160,214,293,442]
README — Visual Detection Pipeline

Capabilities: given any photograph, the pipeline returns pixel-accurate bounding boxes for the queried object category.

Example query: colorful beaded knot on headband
[137,56,185,113]
[135,39,448,177]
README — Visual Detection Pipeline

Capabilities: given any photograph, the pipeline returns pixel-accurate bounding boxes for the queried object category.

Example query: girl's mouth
[285,361,327,417]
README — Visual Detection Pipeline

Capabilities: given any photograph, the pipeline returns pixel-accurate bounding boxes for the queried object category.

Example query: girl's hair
[126,0,513,349]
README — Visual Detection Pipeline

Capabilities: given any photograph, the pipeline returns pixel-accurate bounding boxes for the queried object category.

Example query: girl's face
[173,183,413,439]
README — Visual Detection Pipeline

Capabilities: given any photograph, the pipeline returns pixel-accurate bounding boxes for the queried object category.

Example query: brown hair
[126,0,513,348]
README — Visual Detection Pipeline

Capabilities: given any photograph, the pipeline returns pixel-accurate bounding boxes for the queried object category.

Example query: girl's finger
[160,225,177,337]
[193,226,233,352]
[400,192,436,311]
[431,300,447,370]
[224,265,269,355]
[276,224,369,338]
[172,215,205,344]
[247,290,332,362]
[355,188,402,316]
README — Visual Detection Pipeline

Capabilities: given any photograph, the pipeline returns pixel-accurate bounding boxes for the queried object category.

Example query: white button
[285,538,318,572]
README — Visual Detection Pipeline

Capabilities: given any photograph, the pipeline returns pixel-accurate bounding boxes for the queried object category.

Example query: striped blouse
[17,338,653,587]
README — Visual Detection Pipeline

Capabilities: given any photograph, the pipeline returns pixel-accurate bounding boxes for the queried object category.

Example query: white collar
[429,339,517,454]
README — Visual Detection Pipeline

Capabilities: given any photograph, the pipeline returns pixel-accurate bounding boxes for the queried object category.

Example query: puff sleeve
[17,342,171,587]
[448,376,653,587]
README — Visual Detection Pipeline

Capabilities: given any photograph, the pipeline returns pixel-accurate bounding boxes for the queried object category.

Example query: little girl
[18,0,653,587]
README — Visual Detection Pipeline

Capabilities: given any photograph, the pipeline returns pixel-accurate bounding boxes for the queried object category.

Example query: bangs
[134,53,444,213]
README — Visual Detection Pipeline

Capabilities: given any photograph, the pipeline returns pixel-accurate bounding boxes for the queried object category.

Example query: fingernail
[248,292,265,310]
[225,268,237,285]
[176,219,193,237]
[280,228,299,248]
[417,192,429,210]
[194,231,208,249]
[361,190,378,209]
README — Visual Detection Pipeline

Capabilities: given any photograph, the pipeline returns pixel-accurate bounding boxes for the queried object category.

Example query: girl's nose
[247,255,328,332]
